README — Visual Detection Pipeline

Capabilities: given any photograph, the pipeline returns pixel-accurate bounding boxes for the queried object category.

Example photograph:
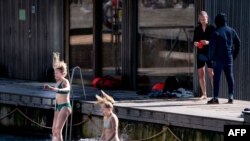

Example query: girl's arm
[44,84,53,91]
[44,80,70,93]
[55,80,70,93]
[193,27,199,47]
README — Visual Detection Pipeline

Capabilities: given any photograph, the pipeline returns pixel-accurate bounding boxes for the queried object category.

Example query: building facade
[0,0,249,100]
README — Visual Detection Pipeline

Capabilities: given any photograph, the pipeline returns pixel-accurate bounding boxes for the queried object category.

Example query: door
[0,0,64,80]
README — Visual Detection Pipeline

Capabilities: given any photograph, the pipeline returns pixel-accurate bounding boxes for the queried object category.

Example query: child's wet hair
[53,52,67,76]
[103,101,113,109]
[96,90,115,109]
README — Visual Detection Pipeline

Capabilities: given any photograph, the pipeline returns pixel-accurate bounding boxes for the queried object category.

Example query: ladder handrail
[65,66,86,141]
[69,66,86,99]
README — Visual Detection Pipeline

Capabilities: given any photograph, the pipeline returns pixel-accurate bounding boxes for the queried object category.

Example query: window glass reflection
[138,0,195,89]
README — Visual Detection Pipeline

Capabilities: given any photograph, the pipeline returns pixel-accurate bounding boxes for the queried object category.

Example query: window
[138,0,195,89]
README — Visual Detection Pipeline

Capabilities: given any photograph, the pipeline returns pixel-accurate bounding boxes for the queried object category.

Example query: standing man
[207,13,240,104]
[193,11,215,99]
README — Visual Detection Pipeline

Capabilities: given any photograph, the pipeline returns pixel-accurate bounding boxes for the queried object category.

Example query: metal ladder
[65,66,86,141]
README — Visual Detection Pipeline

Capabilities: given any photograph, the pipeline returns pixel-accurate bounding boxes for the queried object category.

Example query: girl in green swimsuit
[96,91,120,141]
[44,52,71,141]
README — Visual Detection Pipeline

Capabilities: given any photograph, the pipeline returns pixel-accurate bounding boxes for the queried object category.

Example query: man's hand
[201,40,209,45]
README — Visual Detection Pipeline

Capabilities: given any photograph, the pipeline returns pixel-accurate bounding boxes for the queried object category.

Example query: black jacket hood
[215,13,227,27]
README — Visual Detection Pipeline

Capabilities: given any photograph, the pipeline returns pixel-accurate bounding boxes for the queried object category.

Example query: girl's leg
[52,111,59,141]
[54,108,71,141]
[198,67,207,99]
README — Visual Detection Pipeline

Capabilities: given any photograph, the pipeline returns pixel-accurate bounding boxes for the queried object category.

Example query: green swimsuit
[55,103,71,111]
[55,81,71,111]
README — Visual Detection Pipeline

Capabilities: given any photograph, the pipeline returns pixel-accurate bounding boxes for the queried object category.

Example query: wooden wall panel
[0,0,64,81]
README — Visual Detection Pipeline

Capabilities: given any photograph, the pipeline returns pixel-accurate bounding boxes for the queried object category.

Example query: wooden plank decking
[0,78,249,133]
[82,98,248,132]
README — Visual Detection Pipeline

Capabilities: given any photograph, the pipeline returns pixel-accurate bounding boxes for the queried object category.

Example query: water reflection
[138,0,195,87]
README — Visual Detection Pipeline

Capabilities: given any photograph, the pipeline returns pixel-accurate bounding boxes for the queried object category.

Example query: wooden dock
[83,98,249,133]
[0,78,249,133]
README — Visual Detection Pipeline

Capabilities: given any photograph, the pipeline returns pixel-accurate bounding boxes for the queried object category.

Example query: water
[0,134,100,141]
[0,134,51,141]
[78,139,98,141]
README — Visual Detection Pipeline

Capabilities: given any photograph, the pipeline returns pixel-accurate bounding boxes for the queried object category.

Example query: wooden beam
[121,0,138,89]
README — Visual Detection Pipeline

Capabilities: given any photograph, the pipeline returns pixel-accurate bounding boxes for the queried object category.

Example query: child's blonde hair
[96,90,115,109]
[53,52,67,77]
[199,11,208,17]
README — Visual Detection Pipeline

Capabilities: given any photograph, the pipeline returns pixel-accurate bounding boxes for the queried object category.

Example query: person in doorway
[96,90,120,141]
[44,52,71,141]
[207,13,240,104]
[193,11,215,99]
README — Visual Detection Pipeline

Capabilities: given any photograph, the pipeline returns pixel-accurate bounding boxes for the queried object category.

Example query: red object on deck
[92,77,102,88]
[152,82,164,91]
[92,76,122,89]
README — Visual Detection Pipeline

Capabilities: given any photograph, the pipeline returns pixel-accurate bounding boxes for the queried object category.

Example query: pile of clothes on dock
[146,76,194,98]
[148,87,194,98]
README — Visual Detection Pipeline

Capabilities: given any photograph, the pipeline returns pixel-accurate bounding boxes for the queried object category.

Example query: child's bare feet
[200,95,207,99]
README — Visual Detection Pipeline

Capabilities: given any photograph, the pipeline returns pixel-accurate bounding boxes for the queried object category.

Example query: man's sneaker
[228,99,233,104]
[207,98,219,104]
[244,108,250,111]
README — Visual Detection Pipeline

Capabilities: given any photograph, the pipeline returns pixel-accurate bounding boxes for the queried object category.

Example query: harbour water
[0,134,99,141]
[0,134,51,141]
